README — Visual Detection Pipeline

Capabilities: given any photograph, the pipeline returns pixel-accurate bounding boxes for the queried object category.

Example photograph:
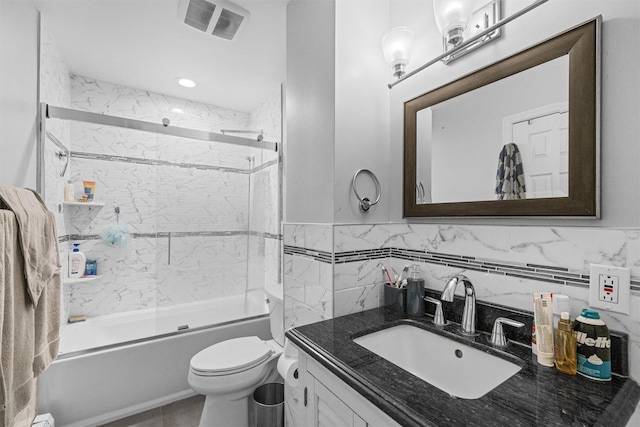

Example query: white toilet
[188,283,284,427]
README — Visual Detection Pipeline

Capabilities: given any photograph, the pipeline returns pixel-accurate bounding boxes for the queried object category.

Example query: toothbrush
[382,266,395,287]
[398,265,410,283]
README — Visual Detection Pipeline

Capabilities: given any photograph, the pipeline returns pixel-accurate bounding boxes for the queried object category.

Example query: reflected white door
[512,111,568,198]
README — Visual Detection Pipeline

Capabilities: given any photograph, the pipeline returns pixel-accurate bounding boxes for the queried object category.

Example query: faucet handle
[424,296,446,326]
[491,317,525,347]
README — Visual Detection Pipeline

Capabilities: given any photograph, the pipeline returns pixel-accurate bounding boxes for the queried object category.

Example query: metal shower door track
[44,103,278,151]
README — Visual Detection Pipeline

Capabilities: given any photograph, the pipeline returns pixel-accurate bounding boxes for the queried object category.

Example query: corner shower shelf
[63,202,105,207]
[63,275,103,285]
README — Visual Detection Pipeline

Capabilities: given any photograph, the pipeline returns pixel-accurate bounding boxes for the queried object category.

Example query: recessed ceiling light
[177,78,196,88]
[170,107,185,114]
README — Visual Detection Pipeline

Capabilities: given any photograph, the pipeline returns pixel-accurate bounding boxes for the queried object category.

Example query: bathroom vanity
[286,307,640,427]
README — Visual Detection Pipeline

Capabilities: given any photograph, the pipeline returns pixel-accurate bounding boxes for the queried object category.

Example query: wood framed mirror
[404,17,600,218]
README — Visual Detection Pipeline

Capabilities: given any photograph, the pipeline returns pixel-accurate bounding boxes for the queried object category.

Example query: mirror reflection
[404,17,599,218]
[416,55,569,204]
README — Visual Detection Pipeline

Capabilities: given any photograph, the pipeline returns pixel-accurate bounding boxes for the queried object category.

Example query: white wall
[0,0,39,189]
[285,0,391,224]
[285,0,336,224]
[334,0,390,223]
[389,0,640,227]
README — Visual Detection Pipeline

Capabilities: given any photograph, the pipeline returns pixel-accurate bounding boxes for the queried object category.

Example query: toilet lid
[190,336,273,376]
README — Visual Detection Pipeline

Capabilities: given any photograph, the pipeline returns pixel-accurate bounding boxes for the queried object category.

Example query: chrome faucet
[491,317,525,347]
[440,274,476,335]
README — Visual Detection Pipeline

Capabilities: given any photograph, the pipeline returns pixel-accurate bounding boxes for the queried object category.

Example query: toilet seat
[190,336,274,377]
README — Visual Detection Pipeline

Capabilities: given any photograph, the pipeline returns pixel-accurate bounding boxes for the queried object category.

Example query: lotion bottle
[406,265,425,316]
[68,243,86,278]
[555,311,577,375]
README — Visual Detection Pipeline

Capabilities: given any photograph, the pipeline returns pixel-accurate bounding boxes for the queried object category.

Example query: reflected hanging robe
[495,143,526,199]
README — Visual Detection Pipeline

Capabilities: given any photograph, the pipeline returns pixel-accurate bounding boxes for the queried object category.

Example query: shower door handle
[167,232,171,265]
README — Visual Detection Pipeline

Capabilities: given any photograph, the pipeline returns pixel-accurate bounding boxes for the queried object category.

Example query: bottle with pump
[68,243,86,278]
[554,311,577,375]
[64,180,75,202]
[406,265,425,316]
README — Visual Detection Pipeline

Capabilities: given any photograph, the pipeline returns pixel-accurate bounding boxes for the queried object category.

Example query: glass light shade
[433,0,472,47]
[382,27,414,78]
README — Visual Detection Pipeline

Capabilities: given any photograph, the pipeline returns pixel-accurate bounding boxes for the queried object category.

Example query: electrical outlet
[598,274,619,303]
[589,264,630,314]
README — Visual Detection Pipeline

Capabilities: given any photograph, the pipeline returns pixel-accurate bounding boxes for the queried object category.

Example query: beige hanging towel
[0,186,60,307]
[0,186,61,427]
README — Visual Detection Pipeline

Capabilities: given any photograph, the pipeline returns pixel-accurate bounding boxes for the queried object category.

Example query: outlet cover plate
[589,264,630,314]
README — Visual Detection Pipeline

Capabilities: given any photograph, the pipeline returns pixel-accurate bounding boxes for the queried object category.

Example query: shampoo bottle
[68,243,86,278]
[64,180,75,202]
[555,311,577,375]
[406,265,425,316]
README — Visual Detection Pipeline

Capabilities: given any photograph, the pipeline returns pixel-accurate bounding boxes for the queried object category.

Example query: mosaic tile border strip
[283,245,333,263]
[71,151,278,174]
[388,248,594,288]
[60,231,282,242]
[333,248,389,264]
[286,245,640,292]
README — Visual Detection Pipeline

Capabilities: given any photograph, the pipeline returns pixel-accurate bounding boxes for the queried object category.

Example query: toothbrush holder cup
[384,284,406,313]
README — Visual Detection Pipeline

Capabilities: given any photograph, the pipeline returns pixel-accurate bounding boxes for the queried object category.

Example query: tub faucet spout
[441,274,476,335]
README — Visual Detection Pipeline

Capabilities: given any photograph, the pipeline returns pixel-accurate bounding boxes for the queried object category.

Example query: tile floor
[98,395,204,427]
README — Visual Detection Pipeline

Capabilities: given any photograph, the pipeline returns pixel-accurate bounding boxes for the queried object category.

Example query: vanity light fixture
[382,27,414,79]
[388,0,548,88]
[433,0,473,49]
[177,77,197,88]
[437,0,502,64]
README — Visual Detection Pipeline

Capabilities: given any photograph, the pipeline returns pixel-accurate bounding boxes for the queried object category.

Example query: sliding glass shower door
[42,102,281,353]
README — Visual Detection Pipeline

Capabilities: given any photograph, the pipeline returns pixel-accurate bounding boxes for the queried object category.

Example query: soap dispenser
[555,311,577,375]
[406,265,425,316]
[68,243,86,278]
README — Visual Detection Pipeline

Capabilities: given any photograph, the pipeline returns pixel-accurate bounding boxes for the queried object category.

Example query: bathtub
[37,294,271,427]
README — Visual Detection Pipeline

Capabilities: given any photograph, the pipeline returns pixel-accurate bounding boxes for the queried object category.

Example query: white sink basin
[353,324,522,399]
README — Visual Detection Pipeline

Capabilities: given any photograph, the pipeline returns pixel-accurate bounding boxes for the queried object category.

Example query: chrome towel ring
[351,169,381,213]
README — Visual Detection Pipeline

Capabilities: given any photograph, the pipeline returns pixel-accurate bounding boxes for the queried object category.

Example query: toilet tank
[265,283,284,347]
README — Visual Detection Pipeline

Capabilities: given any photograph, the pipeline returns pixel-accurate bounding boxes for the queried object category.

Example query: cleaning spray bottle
[68,243,86,278]
[406,265,425,316]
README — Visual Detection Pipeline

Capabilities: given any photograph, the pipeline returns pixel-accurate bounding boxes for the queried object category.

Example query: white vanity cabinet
[294,348,401,427]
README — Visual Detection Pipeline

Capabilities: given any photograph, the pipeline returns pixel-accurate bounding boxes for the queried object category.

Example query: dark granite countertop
[287,307,640,427]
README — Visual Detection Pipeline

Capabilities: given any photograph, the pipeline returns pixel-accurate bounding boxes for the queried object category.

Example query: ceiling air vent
[184,0,216,32]
[179,0,250,41]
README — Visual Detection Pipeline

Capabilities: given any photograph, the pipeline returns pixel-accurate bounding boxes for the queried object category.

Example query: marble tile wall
[37,71,282,318]
[283,223,640,381]
[283,224,333,330]
[39,19,72,327]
